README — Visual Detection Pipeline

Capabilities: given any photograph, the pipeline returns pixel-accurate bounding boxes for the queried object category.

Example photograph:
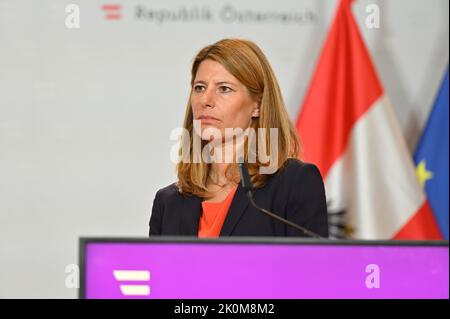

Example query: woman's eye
[218,86,232,93]
[193,85,205,93]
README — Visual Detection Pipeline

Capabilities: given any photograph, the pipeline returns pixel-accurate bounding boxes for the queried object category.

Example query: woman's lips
[197,116,220,124]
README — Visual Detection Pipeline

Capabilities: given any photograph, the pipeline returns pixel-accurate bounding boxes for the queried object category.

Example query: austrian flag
[295,0,442,239]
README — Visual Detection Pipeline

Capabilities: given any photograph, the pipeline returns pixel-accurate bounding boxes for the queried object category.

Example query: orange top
[198,186,238,238]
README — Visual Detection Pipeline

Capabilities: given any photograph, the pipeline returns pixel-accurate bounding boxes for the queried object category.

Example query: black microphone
[238,159,323,239]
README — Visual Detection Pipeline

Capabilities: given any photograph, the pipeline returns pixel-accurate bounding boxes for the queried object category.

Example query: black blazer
[149,159,328,237]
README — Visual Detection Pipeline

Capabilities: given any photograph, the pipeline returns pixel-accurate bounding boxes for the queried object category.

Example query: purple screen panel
[84,241,449,299]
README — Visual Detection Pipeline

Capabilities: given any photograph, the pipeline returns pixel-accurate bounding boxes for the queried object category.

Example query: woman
[149,38,328,237]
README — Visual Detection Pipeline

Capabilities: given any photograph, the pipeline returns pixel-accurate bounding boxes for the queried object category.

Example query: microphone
[238,159,323,239]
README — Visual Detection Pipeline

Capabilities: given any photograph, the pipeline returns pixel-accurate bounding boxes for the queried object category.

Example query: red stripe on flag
[106,14,122,20]
[102,5,122,11]
[393,201,443,240]
[295,0,383,178]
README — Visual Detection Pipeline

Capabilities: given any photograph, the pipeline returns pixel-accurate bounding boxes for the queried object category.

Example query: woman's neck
[209,162,229,184]
[208,133,246,186]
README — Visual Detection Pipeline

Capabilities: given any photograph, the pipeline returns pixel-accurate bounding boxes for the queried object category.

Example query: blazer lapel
[180,194,202,235]
[220,183,250,236]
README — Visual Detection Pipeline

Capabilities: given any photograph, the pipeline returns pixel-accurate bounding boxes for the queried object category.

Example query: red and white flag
[295,0,442,239]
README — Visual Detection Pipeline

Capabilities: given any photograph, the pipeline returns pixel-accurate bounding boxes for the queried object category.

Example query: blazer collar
[220,183,250,236]
[180,194,202,236]
[179,183,250,236]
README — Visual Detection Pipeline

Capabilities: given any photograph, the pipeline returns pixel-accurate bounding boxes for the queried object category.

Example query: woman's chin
[200,126,222,137]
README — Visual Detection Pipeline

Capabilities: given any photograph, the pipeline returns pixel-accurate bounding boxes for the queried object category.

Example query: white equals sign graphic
[113,270,151,296]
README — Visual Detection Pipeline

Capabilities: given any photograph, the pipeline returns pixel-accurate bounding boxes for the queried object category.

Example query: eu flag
[414,67,449,239]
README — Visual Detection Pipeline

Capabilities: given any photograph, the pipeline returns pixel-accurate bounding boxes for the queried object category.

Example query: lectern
[79,237,448,299]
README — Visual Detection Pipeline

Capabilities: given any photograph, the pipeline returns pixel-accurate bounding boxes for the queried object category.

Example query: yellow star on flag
[416,160,433,188]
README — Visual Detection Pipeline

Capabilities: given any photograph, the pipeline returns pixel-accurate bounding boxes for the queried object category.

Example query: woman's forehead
[195,60,238,82]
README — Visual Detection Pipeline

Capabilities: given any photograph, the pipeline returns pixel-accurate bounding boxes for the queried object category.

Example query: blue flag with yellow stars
[414,67,449,239]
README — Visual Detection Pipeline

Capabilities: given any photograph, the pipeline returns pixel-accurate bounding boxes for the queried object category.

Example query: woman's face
[190,59,259,141]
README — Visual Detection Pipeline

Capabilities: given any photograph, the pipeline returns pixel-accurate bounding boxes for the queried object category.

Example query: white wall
[0,0,448,298]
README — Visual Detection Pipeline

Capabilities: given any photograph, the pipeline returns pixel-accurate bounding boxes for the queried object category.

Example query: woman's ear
[252,100,261,118]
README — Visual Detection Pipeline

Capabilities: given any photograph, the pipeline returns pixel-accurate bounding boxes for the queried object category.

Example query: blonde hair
[177,38,300,197]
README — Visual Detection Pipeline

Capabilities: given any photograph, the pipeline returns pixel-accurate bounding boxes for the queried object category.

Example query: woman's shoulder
[268,158,326,203]
[269,158,324,189]
[278,158,322,178]
[154,182,182,202]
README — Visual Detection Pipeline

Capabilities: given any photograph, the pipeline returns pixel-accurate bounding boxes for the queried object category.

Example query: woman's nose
[200,88,215,108]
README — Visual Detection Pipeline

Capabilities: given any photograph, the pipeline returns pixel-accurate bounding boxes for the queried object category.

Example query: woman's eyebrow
[216,81,237,86]
[193,80,237,86]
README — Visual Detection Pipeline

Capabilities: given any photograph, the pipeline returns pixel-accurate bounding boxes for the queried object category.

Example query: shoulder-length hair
[177,38,300,197]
